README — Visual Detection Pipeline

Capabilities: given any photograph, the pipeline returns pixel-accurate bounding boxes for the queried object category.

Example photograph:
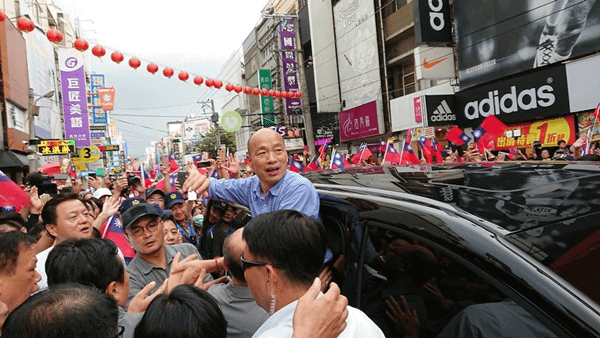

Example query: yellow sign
[72,158,87,171]
[80,146,101,163]
[37,139,76,155]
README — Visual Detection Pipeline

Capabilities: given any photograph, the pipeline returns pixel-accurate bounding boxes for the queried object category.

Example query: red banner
[494,115,575,150]
[98,87,116,111]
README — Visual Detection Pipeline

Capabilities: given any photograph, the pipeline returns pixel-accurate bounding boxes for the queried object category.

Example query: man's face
[558,142,567,150]
[113,256,130,308]
[541,149,550,159]
[147,193,165,209]
[208,207,223,224]
[242,246,270,312]
[248,129,288,192]
[125,215,164,255]
[223,205,235,223]
[170,203,185,222]
[46,199,93,242]
[0,244,41,313]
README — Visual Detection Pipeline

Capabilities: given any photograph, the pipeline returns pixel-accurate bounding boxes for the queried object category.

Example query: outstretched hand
[128,279,169,313]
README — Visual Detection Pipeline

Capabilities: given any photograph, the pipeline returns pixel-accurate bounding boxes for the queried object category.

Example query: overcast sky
[54,0,269,157]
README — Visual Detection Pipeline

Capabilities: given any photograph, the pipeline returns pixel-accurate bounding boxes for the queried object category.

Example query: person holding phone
[165,191,199,248]
[182,128,319,219]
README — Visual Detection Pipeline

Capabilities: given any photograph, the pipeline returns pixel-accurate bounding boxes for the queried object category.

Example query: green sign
[221,111,243,133]
[258,69,274,126]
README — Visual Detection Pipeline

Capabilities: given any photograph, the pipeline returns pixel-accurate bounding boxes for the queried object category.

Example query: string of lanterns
[1,11,303,99]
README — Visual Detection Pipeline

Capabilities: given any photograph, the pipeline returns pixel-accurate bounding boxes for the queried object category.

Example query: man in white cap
[93,188,112,203]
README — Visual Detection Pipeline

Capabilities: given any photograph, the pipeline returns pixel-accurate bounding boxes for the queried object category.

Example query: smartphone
[196,160,212,168]
[177,171,187,187]
[162,155,169,169]
[88,172,96,179]
[188,191,197,201]
[218,146,226,159]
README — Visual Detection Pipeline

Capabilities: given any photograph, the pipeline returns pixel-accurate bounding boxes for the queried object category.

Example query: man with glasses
[123,203,224,305]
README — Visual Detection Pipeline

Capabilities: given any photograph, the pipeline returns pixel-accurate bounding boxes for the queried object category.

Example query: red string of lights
[1,11,303,99]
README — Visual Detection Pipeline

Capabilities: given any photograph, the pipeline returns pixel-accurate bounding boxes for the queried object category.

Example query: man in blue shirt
[183,128,319,218]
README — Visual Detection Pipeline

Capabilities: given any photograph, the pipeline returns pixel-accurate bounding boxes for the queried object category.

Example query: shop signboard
[492,115,576,150]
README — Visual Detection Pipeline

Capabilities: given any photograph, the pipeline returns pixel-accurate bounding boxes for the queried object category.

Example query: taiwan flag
[351,143,372,164]
[384,143,401,164]
[289,157,305,173]
[168,155,179,172]
[306,157,321,171]
[154,171,178,191]
[0,170,30,212]
[472,115,507,153]
[192,154,202,164]
[445,126,472,145]
[101,215,135,259]
[379,140,387,153]
[318,140,329,162]
[431,140,444,163]
[418,137,433,164]
[401,141,420,165]
[331,151,346,169]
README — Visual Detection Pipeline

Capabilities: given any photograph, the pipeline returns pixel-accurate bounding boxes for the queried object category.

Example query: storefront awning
[0,150,29,169]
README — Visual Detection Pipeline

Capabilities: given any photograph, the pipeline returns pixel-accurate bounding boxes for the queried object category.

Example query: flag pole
[101,215,114,238]
[358,143,365,163]
[399,140,405,165]
[330,148,336,169]
[382,139,390,165]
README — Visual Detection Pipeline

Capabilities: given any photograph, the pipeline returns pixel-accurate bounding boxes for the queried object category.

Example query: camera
[127,174,142,188]
[25,172,58,196]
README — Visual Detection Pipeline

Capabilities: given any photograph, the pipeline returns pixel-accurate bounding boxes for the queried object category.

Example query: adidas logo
[431,100,456,122]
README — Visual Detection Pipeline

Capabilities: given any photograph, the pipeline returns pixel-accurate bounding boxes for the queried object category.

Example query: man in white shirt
[241,209,384,338]
[35,193,95,291]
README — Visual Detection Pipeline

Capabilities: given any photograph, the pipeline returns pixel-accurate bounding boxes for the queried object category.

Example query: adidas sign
[464,84,556,120]
[430,100,456,122]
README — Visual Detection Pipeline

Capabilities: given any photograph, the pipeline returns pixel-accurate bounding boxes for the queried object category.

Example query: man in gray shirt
[208,228,269,338]
[123,203,223,304]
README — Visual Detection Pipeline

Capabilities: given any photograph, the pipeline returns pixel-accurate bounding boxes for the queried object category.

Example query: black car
[305,162,600,338]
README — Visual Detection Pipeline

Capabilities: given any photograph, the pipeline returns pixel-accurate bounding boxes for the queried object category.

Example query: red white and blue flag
[288,157,305,173]
[318,140,329,162]
[446,126,472,145]
[168,155,179,172]
[351,143,372,164]
[384,143,401,164]
[331,151,346,169]
[306,156,321,171]
[418,137,433,164]
[192,153,202,164]
[154,171,178,191]
[431,139,444,163]
[401,141,420,165]
[379,139,387,153]
[101,215,135,259]
[0,170,30,212]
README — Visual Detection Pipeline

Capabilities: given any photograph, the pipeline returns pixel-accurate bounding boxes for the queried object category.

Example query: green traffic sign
[221,111,243,133]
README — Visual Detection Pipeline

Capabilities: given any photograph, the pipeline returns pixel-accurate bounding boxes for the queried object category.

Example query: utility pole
[211,99,221,148]
[28,88,36,173]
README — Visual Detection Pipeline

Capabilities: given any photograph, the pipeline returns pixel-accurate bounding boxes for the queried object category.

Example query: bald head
[247,128,285,154]
[223,228,246,283]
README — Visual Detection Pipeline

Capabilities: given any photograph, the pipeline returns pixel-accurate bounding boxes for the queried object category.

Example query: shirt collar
[253,170,289,198]
[133,246,171,275]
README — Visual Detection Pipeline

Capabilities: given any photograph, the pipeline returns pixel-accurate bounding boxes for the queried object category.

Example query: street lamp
[28,89,55,173]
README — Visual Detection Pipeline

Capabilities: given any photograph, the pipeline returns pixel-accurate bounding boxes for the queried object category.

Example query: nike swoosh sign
[423,57,448,69]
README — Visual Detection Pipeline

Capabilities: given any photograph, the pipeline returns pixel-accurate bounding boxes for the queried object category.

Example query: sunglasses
[240,255,285,271]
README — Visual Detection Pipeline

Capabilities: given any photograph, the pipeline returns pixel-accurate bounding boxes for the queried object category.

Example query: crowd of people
[2,127,598,337]
[0,128,382,338]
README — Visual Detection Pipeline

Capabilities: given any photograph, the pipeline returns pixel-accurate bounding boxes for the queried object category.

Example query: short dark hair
[41,193,81,226]
[557,140,566,145]
[223,235,244,282]
[134,284,227,338]
[2,283,119,338]
[46,239,124,291]
[0,212,26,233]
[0,231,34,275]
[28,223,53,241]
[242,209,327,287]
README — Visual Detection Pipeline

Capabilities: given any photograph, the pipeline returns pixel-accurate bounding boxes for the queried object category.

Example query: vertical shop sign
[279,19,302,115]
[259,69,275,126]
[90,74,107,124]
[58,49,91,147]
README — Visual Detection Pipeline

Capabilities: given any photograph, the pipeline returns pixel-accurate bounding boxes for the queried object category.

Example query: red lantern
[92,45,106,58]
[295,91,303,98]
[225,83,234,92]
[275,91,282,98]
[234,85,243,93]
[178,71,189,81]
[252,88,261,96]
[280,91,288,98]
[128,57,141,69]
[111,51,124,63]
[0,10,6,22]
[193,76,204,85]
[205,79,215,87]
[268,89,276,97]
[27,20,35,32]
[243,86,252,94]
[214,80,223,89]
[147,63,159,74]
[46,29,58,42]
[17,17,31,32]
[163,67,174,78]
[74,38,89,52]
[260,88,269,96]
[57,31,63,43]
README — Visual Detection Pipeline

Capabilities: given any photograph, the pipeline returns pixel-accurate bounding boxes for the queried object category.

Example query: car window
[320,195,563,338]
[349,222,560,338]
[504,212,600,306]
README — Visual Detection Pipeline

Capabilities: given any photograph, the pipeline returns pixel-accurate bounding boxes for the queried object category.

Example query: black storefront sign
[424,95,456,127]
[414,0,452,44]
[454,64,570,128]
